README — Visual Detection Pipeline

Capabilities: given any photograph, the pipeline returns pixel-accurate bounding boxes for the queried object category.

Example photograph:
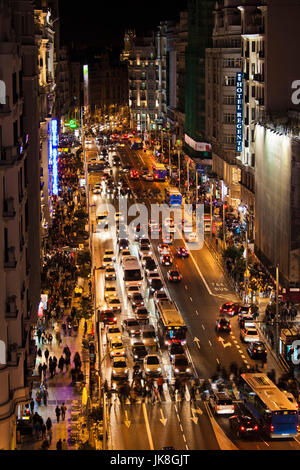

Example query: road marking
[185,444,189,450]
[216,358,220,364]
[196,310,199,315]
[194,337,200,349]
[208,340,212,347]
[124,410,131,428]
[180,424,183,431]
[184,285,188,290]
[183,435,187,443]
[217,337,232,348]
[159,408,167,426]
[202,324,205,330]
[142,402,154,450]
[189,297,193,302]
[241,354,246,358]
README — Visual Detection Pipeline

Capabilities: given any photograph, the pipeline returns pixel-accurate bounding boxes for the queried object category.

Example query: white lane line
[182,435,187,443]
[184,244,214,296]
[208,340,212,347]
[184,285,188,290]
[180,424,183,432]
[202,324,205,330]
[189,297,193,302]
[185,444,189,450]
[142,402,154,450]
[241,354,246,358]
[195,310,199,316]
[216,358,220,364]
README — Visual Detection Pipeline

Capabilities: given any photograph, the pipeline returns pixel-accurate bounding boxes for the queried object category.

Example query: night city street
[1,0,300,461]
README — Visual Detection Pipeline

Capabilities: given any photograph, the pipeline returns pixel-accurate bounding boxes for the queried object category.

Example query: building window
[223,95,235,105]
[251,85,256,98]
[251,153,255,167]
[224,76,235,86]
[223,113,235,124]
[251,108,255,120]
[252,41,256,52]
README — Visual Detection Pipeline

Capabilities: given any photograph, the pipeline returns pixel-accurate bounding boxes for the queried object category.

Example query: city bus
[239,373,299,438]
[153,163,167,182]
[122,255,143,287]
[154,299,187,347]
[165,187,183,206]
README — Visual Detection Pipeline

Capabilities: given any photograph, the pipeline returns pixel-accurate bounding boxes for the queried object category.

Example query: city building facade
[0,0,40,449]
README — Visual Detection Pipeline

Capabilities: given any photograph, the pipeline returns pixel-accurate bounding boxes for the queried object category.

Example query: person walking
[58,355,65,373]
[56,439,62,450]
[38,363,43,380]
[30,398,35,415]
[44,348,50,362]
[42,387,48,406]
[152,386,160,404]
[41,422,47,440]
[157,376,164,396]
[55,405,61,423]
[61,403,67,421]
[37,328,42,344]
[42,362,47,380]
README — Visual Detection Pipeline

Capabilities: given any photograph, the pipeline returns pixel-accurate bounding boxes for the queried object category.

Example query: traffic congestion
[84,121,300,450]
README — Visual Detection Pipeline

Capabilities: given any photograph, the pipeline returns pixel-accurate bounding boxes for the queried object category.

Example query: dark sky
[59,0,187,52]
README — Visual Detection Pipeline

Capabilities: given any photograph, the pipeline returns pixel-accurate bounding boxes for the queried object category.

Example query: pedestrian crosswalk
[108,383,193,406]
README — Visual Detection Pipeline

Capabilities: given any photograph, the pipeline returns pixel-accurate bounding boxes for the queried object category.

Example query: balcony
[4,247,17,269]
[0,146,18,166]
[6,296,18,319]
[3,197,16,218]
[245,95,249,103]
[244,140,249,147]
[244,72,249,80]
[258,50,265,59]
[245,50,249,58]
[257,97,264,106]
[0,95,10,115]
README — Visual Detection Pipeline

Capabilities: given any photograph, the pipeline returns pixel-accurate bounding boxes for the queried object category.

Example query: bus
[122,255,143,287]
[165,187,183,206]
[154,299,187,347]
[239,373,299,438]
[153,163,167,182]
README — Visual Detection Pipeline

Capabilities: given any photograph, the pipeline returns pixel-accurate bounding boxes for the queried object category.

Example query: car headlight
[186,368,191,373]
[175,368,179,373]
[157,367,161,372]
[112,370,116,374]
[130,330,134,333]
[154,338,157,342]
[125,369,129,373]
[134,355,138,359]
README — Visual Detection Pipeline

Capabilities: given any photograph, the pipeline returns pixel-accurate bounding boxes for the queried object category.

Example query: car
[164,218,176,233]
[130,169,139,179]
[111,357,129,380]
[158,243,171,255]
[119,249,131,260]
[106,295,122,312]
[139,237,151,247]
[160,254,173,266]
[144,258,158,274]
[139,245,152,258]
[162,235,173,245]
[104,249,115,260]
[167,269,182,282]
[126,285,142,299]
[176,247,189,258]
[106,326,122,343]
[141,167,149,175]
[246,342,267,361]
[171,354,191,376]
[229,413,259,438]
[131,342,148,361]
[104,285,117,300]
[93,183,102,194]
[144,173,154,182]
[121,318,142,336]
[149,277,164,293]
[144,355,162,377]
[122,164,132,173]
[215,317,231,333]
[148,219,160,232]
[109,340,126,358]
[96,211,108,223]
[240,326,260,343]
[141,325,157,348]
[105,266,116,281]
[146,271,161,285]
[135,307,149,324]
[153,289,169,304]
[130,292,144,310]
[99,309,117,325]
[209,391,235,415]
[220,302,240,316]
[118,238,129,251]
[185,232,199,243]
[168,342,185,360]
[238,305,252,316]
[102,255,114,267]
[115,212,124,222]
[141,255,154,269]
[238,312,255,329]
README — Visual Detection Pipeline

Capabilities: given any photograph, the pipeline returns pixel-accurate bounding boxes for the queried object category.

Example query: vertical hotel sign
[51,119,58,195]
[236,72,244,153]
[83,65,89,110]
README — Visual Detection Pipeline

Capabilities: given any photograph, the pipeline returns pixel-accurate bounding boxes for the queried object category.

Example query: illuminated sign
[51,119,58,195]
[236,72,244,153]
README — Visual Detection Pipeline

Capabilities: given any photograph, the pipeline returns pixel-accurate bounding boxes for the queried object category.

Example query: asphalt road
[85,137,300,451]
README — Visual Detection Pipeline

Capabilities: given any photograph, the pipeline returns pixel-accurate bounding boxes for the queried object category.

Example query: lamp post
[210,182,213,239]
[168,136,171,177]
[177,148,181,189]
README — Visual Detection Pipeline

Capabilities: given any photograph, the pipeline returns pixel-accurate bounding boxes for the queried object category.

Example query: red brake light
[240,426,245,431]
[270,425,274,432]
[254,425,258,431]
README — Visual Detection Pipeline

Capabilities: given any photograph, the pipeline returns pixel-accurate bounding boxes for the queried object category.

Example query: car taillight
[254,425,258,431]
[218,325,221,328]
[240,426,245,431]
[254,350,256,353]
[270,425,274,432]
[216,406,220,410]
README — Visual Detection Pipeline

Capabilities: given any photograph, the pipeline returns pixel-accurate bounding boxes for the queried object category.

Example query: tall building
[124,31,159,132]
[156,21,167,127]
[185,0,215,160]
[205,0,242,208]
[166,11,188,145]
[0,0,40,449]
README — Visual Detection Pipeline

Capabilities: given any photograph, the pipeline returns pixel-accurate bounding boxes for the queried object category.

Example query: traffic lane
[110,403,153,450]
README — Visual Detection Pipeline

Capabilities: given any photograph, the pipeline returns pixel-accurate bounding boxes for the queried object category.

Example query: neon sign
[51,119,58,195]
[236,72,244,153]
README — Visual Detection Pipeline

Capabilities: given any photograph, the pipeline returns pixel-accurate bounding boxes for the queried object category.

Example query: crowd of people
[28,143,89,450]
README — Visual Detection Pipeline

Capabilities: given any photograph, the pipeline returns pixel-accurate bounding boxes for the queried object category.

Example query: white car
[115,212,124,222]
[144,355,162,377]
[107,295,122,312]
[119,249,131,260]
[185,232,199,243]
[106,326,122,343]
[102,255,114,267]
[144,173,154,182]
[240,326,260,343]
[164,218,176,233]
[109,340,126,358]
[139,245,152,258]
[153,289,169,304]
[93,183,102,194]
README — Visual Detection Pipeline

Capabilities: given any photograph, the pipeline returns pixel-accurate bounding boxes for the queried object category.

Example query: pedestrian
[38,363,43,380]
[55,405,61,422]
[30,398,35,414]
[42,362,47,380]
[152,386,160,404]
[42,387,48,406]
[37,347,42,358]
[61,403,67,421]
[41,438,50,450]
[61,439,68,451]
[157,376,164,395]
[47,428,52,446]
[58,355,65,373]
[56,439,62,451]
[41,422,47,439]
[46,416,52,433]
[37,329,42,344]
[44,348,49,362]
